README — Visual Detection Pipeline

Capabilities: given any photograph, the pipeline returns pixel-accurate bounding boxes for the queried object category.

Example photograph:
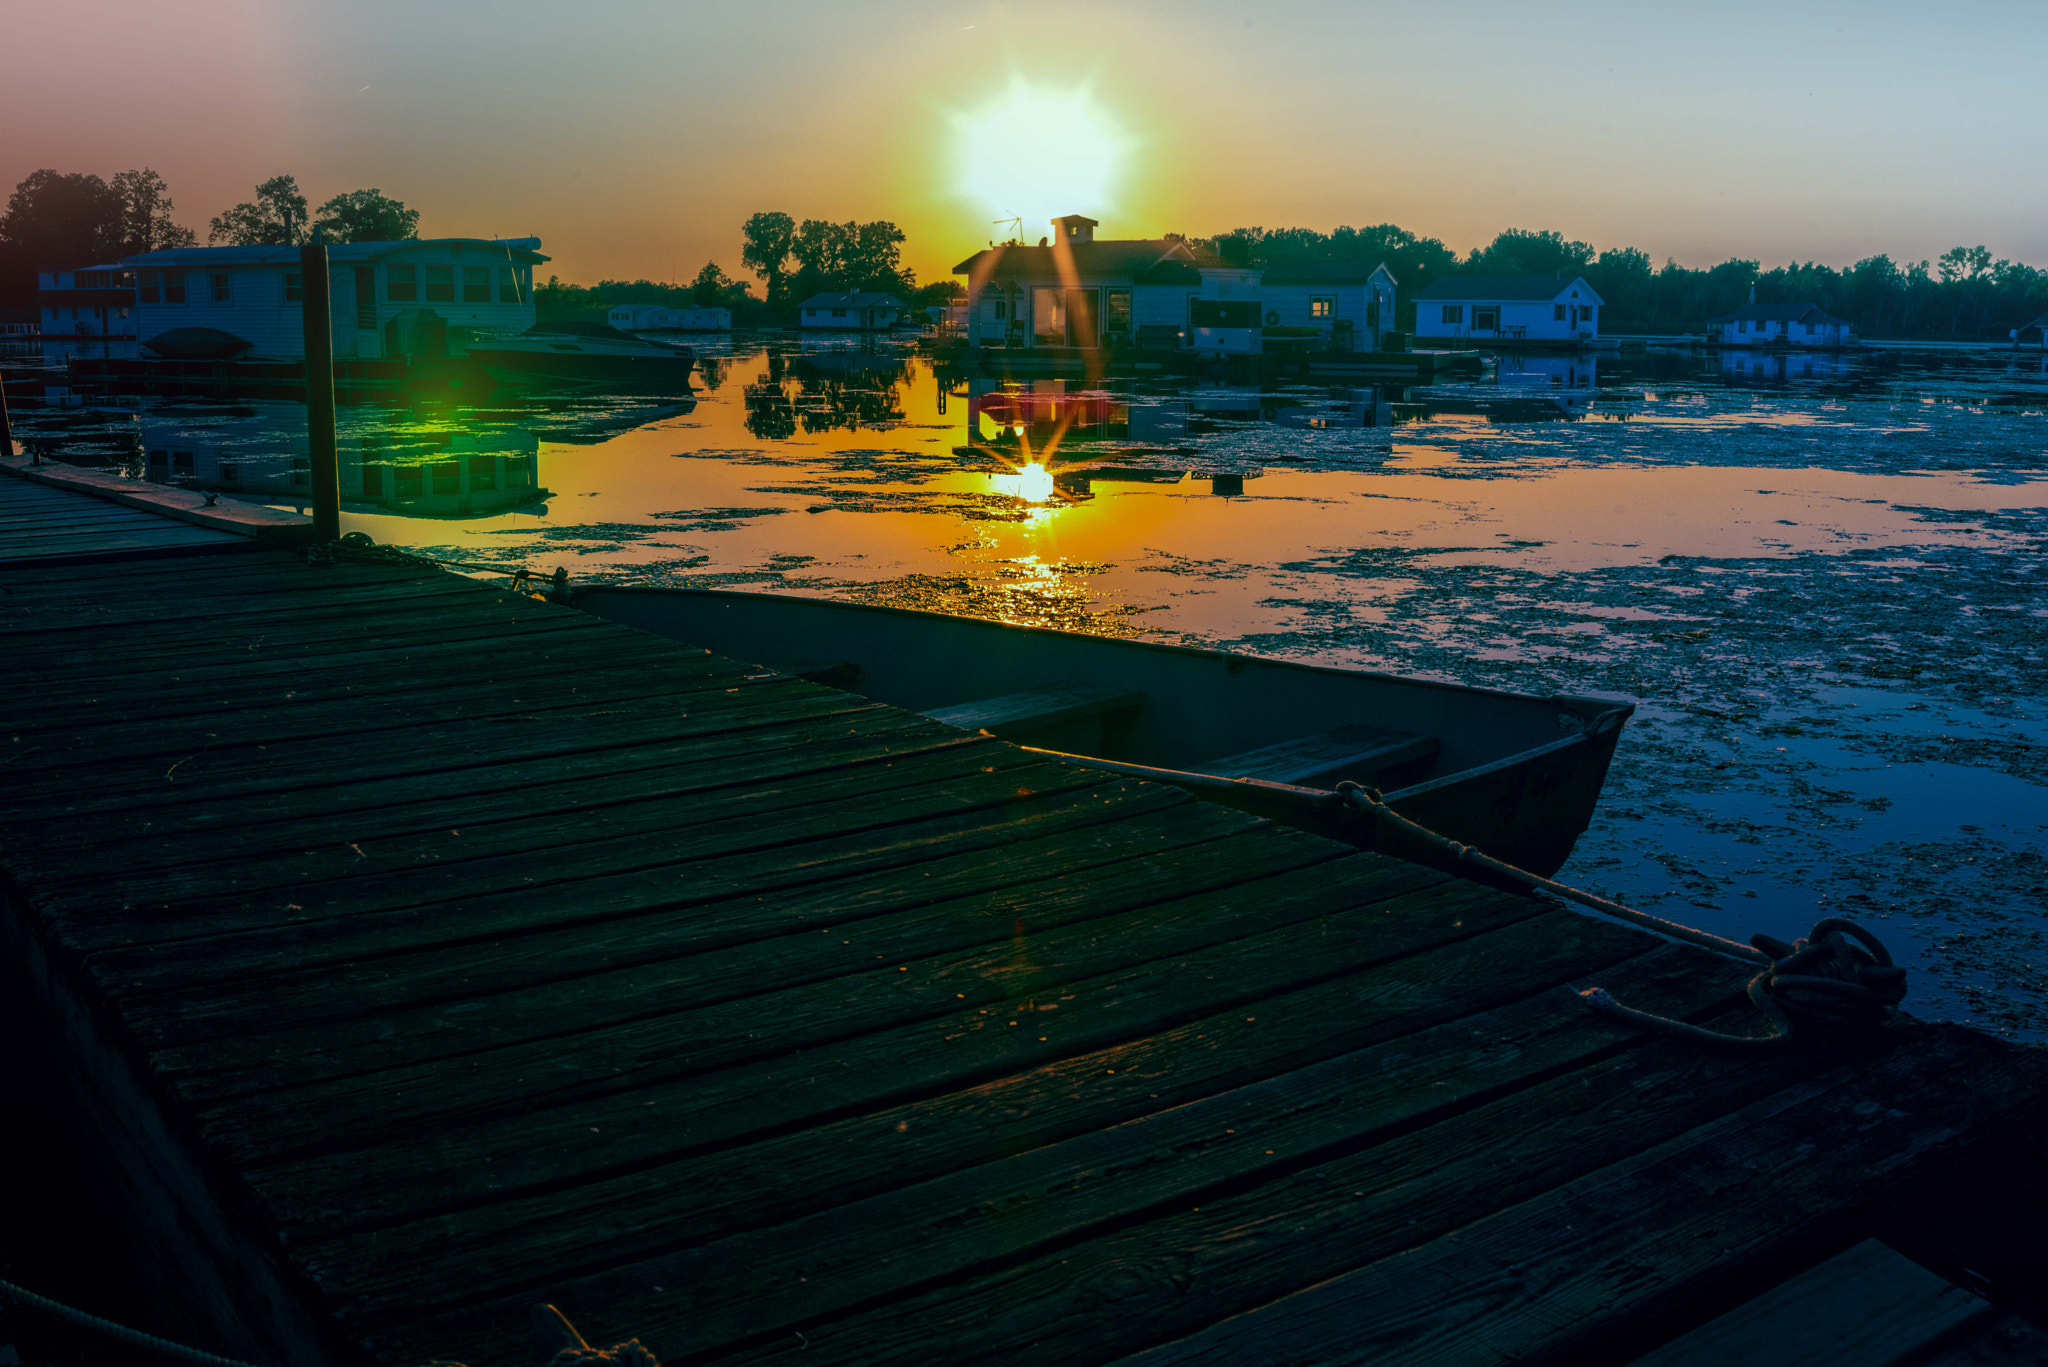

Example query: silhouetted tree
[691,261,734,306]
[313,188,420,243]
[1465,228,1594,276]
[110,168,197,253]
[1,170,124,265]
[209,175,310,246]
[740,211,797,305]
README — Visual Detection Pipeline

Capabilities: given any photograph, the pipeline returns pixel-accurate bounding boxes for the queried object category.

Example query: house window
[469,456,497,490]
[1366,300,1380,326]
[1739,320,1748,333]
[147,449,167,467]
[393,464,424,497]
[361,463,383,496]
[499,268,522,304]
[463,267,491,303]
[1310,296,1335,318]
[1104,288,1131,335]
[1440,305,1463,325]
[218,463,238,482]
[425,265,454,302]
[831,308,847,317]
[1581,306,1595,326]
[211,273,231,303]
[291,457,311,488]
[1554,304,1567,321]
[388,265,417,302]
[283,271,303,303]
[804,308,817,318]
[993,300,1007,319]
[1473,306,1500,330]
[173,450,193,472]
[432,461,461,494]
[1806,322,1816,334]
[163,271,185,304]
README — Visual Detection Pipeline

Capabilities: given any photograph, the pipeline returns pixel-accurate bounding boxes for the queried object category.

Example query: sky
[6,0,2048,288]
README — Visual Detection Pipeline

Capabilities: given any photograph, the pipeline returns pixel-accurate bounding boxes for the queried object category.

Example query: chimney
[1051,215,1097,246]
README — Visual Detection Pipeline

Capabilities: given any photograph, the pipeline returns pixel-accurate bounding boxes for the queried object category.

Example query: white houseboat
[37,264,140,361]
[607,303,732,332]
[118,237,548,362]
[1413,275,1603,346]
[797,291,904,331]
[953,214,1263,357]
[1258,260,1397,352]
[1705,303,1857,349]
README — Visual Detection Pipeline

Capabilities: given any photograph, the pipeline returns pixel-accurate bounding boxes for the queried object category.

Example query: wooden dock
[3,475,2046,1366]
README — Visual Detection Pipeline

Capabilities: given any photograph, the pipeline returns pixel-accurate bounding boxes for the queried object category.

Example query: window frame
[1440,304,1463,325]
[463,266,492,303]
[283,271,303,304]
[211,273,232,304]
[1309,296,1335,319]
[162,270,186,305]
[387,264,418,302]
[424,264,455,303]
[1472,305,1500,331]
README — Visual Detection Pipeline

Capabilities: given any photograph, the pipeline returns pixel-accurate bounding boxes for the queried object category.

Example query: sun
[954,80,1130,233]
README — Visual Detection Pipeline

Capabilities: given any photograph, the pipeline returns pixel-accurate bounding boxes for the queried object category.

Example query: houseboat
[1412,275,1603,348]
[117,237,549,362]
[1706,303,1858,349]
[954,215,1262,361]
[36,264,139,362]
[797,291,905,331]
[606,303,732,332]
[1258,260,1398,352]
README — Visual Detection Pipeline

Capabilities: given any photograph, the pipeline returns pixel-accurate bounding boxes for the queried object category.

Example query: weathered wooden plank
[46,757,1107,959]
[1106,1023,2048,1367]
[122,797,1264,1058]
[235,866,1490,1232]
[14,706,926,849]
[1626,1238,1990,1367]
[0,573,491,640]
[608,992,1835,1367]
[308,902,1655,1336]
[7,628,691,739]
[0,527,240,560]
[90,779,1184,1003]
[37,744,1055,945]
[1,687,885,825]
[3,657,781,777]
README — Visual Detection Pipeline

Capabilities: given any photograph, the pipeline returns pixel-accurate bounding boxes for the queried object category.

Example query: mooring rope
[1331,782,1908,1047]
[0,1276,267,1367]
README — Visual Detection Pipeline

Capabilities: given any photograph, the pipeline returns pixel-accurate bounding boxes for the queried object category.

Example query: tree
[109,168,196,253]
[792,219,851,280]
[208,175,309,246]
[844,219,911,294]
[1465,228,1594,277]
[690,261,734,306]
[740,211,797,305]
[312,188,419,244]
[0,170,125,265]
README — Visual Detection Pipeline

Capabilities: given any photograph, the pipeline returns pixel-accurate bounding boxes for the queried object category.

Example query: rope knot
[1749,917,1907,1038]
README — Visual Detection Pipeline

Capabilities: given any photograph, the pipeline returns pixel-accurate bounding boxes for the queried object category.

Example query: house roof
[1413,274,1601,304]
[1259,259,1397,286]
[952,239,1208,282]
[119,237,549,268]
[1705,303,1851,326]
[799,291,904,309]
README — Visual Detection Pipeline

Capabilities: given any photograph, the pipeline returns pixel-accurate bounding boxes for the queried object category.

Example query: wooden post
[0,366,12,458]
[299,240,341,542]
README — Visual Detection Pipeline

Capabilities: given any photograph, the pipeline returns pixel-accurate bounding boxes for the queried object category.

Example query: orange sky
[7,0,2048,288]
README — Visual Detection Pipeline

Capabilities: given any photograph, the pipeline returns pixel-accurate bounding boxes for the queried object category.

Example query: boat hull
[573,587,1633,876]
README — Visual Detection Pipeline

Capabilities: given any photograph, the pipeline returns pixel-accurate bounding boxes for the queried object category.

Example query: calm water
[23,338,2048,1036]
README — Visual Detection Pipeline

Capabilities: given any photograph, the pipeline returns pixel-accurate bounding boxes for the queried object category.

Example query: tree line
[0,168,420,302]
[1197,224,2048,339]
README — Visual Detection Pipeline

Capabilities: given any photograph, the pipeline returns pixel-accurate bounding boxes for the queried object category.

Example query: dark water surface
[23,338,2048,1037]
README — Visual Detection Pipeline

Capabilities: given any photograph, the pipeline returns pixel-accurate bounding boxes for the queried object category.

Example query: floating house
[952,215,1263,357]
[1706,303,1856,349]
[1258,261,1398,352]
[1412,275,1603,345]
[606,303,731,332]
[36,264,139,359]
[118,237,548,362]
[797,291,904,331]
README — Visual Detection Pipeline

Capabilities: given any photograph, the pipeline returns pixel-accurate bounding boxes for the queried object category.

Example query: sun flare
[954,81,1129,232]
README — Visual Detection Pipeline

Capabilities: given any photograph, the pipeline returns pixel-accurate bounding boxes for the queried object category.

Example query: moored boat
[465,321,696,390]
[572,587,1634,875]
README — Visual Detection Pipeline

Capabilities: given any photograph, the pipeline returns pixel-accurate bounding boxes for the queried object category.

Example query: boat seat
[1206,723,1439,789]
[925,682,1144,739]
